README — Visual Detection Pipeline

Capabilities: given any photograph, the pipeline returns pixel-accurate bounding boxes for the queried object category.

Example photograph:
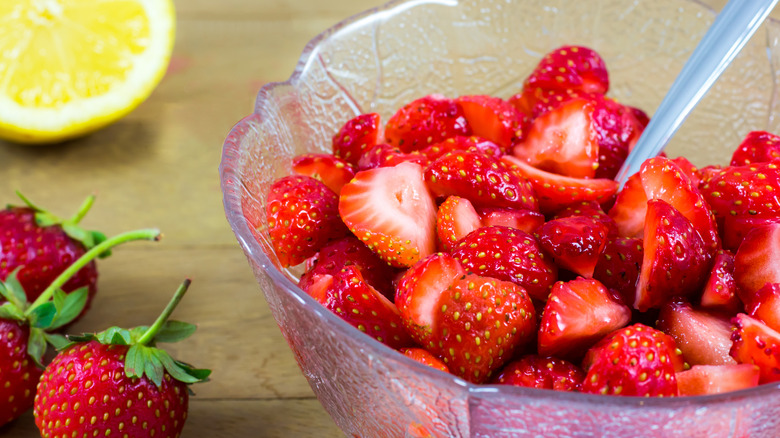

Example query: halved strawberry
[745,283,780,333]
[656,300,735,366]
[492,355,584,392]
[384,94,471,153]
[501,155,618,215]
[699,250,741,315]
[523,45,609,95]
[592,237,644,307]
[357,143,429,170]
[676,364,760,396]
[537,216,610,278]
[668,156,704,187]
[730,313,780,383]
[733,223,780,307]
[477,207,545,234]
[292,153,357,194]
[634,199,710,311]
[456,95,529,151]
[339,162,437,267]
[436,196,482,252]
[508,88,591,119]
[399,348,450,373]
[425,150,538,210]
[551,201,617,238]
[332,113,382,165]
[730,130,780,166]
[593,98,649,180]
[450,226,557,302]
[607,172,647,239]
[537,278,631,361]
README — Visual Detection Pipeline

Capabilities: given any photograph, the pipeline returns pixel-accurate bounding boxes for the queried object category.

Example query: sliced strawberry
[581,324,678,397]
[266,175,349,267]
[501,155,618,215]
[384,94,471,153]
[676,364,760,396]
[508,88,591,119]
[436,196,482,252]
[513,98,599,179]
[450,226,557,302]
[592,237,644,307]
[730,313,780,383]
[538,216,610,278]
[339,162,437,267]
[425,150,538,210]
[291,153,357,194]
[656,300,735,366]
[477,207,545,234]
[635,199,710,311]
[399,348,450,373]
[492,355,584,392]
[745,283,780,333]
[456,95,529,150]
[593,99,649,180]
[730,130,780,166]
[668,156,704,187]
[523,45,609,95]
[332,113,382,165]
[699,250,741,314]
[607,172,647,239]
[537,278,631,361]
[307,265,414,349]
[720,215,780,253]
[551,200,617,237]
[357,143,429,170]
[733,223,780,307]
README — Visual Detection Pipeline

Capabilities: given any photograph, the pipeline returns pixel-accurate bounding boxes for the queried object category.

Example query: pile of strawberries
[262,45,780,397]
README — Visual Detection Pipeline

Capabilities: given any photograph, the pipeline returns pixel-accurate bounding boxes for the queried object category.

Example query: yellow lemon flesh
[0,0,175,144]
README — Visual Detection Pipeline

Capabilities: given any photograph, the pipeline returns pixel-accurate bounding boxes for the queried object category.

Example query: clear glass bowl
[220,0,780,436]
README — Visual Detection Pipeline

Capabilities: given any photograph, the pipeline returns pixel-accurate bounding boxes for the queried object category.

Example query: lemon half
[0,0,175,144]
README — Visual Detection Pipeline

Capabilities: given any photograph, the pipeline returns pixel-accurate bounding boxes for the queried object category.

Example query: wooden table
[0,0,378,436]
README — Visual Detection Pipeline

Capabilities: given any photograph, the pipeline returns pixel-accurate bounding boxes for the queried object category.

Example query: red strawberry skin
[730,130,780,166]
[523,45,609,95]
[537,216,610,278]
[456,95,529,150]
[34,341,189,438]
[730,313,780,383]
[435,196,482,252]
[291,153,357,195]
[332,112,381,165]
[1,320,42,427]
[492,355,584,392]
[0,207,97,306]
[592,237,644,307]
[400,348,450,373]
[384,94,471,153]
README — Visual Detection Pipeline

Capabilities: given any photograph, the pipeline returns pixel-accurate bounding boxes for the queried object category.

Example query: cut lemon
[0,0,175,144]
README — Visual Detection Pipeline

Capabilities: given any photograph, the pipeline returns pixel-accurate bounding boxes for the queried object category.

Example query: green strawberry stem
[68,194,96,224]
[25,228,161,314]
[137,279,190,346]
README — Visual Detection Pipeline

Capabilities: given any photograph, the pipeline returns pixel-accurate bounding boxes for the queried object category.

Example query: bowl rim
[220,0,780,409]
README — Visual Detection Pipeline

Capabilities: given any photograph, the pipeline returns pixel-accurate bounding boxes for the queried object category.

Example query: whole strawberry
[0,319,41,427]
[34,280,210,438]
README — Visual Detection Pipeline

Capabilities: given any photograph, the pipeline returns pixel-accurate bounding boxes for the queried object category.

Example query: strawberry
[332,112,382,165]
[537,278,631,361]
[730,313,780,383]
[676,364,760,396]
[0,319,42,427]
[733,223,780,308]
[592,98,648,180]
[306,265,413,349]
[592,237,644,307]
[730,130,780,166]
[477,207,545,234]
[384,94,471,153]
[607,172,647,239]
[34,280,210,438]
[523,45,609,95]
[634,199,710,311]
[339,162,437,267]
[501,155,618,215]
[419,135,504,161]
[492,355,584,391]
[291,153,357,194]
[357,143,430,170]
[400,348,450,373]
[745,283,780,332]
[425,150,538,211]
[435,196,482,252]
[266,175,349,267]
[537,216,610,278]
[581,324,678,397]
[450,226,557,302]
[455,95,529,150]
[656,300,735,366]
[550,200,617,237]
[508,88,591,119]
[699,250,741,314]
[668,156,704,187]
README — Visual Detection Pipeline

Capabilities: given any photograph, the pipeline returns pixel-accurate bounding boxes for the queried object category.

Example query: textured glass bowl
[220,0,780,436]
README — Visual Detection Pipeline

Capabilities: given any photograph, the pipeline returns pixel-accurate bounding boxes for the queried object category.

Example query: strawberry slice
[537,278,631,361]
[384,94,471,153]
[513,98,600,179]
[730,130,780,166]
[699,250,740,315]
[581,324,678,397]
[450,226,557,302]
[593,99,649,180]
[550,200,617,238]
[656,300,735,366]
[291,153,357,195]
[477,207,545,234]
[357,143,429,170]
[332,113,382,165]
[455,95,529,150]
[523,45,609,95]
[730,313,780,383]
[734,223,780,308]
[592,237,644,307]
[508,88,591,119]
[635,199,710,311]
[492,355,585,392]
[435,196,482,252]
[425,150,538,210]
[537,216,610,278]
[418,135,504,162]
[607,172,647,239]
[266,175,349,267]
[745,282,780,333]
[339,161,437,267]
[676,364,760,396]
[668,156,704,187]
[306,265,414,349]
[399,348,450,373]
[501,155,618,215]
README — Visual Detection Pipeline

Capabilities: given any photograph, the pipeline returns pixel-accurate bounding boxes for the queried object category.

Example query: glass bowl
[220,0,780,436]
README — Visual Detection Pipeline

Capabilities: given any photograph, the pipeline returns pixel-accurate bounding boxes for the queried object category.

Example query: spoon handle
[615,0,779,186]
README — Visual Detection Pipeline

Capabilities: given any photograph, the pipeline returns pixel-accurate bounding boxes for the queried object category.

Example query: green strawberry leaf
[44,332,70,350]
[153,349,211,384]
[144,347,165,387]
[34,211,60,228]
[96,327,133,346]
[0,302,25,321]
[154,320,197,344]
[129,326,149,343]
[0,268,29,309]
[27,328,47,368]
[49,288,88,330]
[175,359,212,381]
[125,344,146,380]
[29,302,56,329]
[91,231,111,258]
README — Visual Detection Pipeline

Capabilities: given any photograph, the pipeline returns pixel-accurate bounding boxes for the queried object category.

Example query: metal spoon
[614,0,778,186]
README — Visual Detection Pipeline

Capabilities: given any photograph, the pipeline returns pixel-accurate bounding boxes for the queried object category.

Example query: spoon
[614,0,779,186]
